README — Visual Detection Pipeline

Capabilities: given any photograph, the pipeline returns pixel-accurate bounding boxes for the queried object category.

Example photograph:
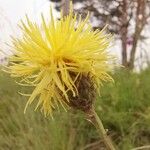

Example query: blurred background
[0,0,150,149]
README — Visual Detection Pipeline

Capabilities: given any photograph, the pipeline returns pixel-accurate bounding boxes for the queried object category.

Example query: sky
[0,0,52,27]
[0,0,55,56]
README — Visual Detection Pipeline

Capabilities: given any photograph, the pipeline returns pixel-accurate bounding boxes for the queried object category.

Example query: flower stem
[86,107,116,150]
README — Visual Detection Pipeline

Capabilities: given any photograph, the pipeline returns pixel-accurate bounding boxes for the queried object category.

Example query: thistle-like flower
[7,8,113,116]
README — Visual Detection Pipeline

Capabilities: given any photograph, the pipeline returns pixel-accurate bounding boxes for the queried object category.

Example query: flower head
[8,7,113,116]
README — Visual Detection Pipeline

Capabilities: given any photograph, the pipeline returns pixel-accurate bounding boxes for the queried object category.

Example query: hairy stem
[86,107,116,150]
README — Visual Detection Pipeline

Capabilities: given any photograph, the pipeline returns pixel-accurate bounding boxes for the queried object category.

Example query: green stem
[86,107,116,150]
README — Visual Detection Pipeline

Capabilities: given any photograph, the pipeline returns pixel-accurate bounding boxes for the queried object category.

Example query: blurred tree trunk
[120,0,148,70]
[128,0,147,70]
[62,0,70,17]
[120,0,128,67]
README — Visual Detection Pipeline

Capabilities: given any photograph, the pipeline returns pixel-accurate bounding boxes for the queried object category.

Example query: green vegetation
[0,69,150,150]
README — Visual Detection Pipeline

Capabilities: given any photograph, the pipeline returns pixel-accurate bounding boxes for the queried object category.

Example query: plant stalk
[86,107,116,150]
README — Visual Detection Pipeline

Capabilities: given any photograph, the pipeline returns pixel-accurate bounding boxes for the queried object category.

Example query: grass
[0,68,150,150]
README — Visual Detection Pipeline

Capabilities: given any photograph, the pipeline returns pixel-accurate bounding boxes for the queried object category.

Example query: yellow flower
[7,7,113,116]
